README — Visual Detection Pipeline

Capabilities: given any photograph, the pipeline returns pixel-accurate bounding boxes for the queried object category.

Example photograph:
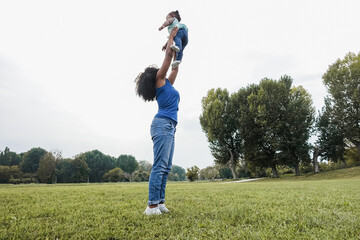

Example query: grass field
[1,167,360,239]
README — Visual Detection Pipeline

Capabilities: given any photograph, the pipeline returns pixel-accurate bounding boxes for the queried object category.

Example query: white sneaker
[143,206,162,215]
[171,60,181,68]
[159,204,169,213]
[171,45,180,52]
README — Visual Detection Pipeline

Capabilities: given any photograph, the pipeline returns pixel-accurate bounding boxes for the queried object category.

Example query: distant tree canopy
[115,155,139,174]
[168,165,186,181]
[37,152,56,184]
[0,147,163,183]
[81,150,115,182]
[20,147,47,174]
[0,146,189,184]
[56,158,74,183]
[0,147,22,166]
[71,154,90,183]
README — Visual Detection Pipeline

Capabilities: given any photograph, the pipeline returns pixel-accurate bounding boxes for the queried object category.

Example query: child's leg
[173,29,188,61]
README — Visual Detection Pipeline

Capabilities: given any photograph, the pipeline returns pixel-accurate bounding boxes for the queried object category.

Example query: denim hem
[148,199,164,205]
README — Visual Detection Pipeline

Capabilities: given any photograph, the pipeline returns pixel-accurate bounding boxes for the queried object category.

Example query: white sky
[1,0,359,169]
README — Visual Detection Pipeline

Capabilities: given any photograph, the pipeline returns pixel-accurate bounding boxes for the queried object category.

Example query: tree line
[0,147,186,184]
[199,52,360,179]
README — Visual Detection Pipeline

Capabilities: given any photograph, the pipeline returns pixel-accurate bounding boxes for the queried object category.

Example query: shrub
[0,165,23,183]
[103,168,126,182]
[199,166,219,181]
[300,162,313,173]
[9,177,21,184]
[186,166,199,182]
[131,170,149,182]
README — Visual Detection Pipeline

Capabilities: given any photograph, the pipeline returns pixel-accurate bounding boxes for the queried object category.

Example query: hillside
[274,166,360,181]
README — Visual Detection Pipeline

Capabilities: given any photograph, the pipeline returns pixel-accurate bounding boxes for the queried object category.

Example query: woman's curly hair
[134,65,159,102]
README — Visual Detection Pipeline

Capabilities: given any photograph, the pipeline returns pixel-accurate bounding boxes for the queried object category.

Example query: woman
[135,27,180,215]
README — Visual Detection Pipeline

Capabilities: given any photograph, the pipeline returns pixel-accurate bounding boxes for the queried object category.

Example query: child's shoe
[143,206,162,215]
[171,60,181,68]
[171,45,180,52]
[159,204,170,213]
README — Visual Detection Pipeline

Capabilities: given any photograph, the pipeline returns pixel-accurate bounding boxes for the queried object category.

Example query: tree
[199,166,219,181]
[115,155,139,174]
[71,155,90,183]
[138,160,152,172]
[279,86,315,175]
[37,152,56,183]
[232,84,260,177]
[344,145,360,165]
[316,98,346,163]
[0,147,22,166]
[186,166,199,182]
[217,165,232,179]
[312,146,321,173]
[169,165,186,181]
[20,147,47,174]
[321,52,360,161]
[246,77,293,177]
[103,167,126,182]
[0,147,11,166]
[0,165,23,183]
[245,76,315,177]
[200,88,242,179]
[82,150,115,182]
[55,158,73,183]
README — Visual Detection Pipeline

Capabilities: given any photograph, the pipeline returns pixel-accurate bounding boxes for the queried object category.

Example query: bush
[199,166,219,181]
[9,177,21,184]
[167,172,180,181]
[186,166,199,182]
[103,168,126,182]
[319,161,346,171]
[0,165,23,183]
[218,166,232,179]
[300,163,313,173]
[0,165,11,183]
[23,173,37,183]
[345,147,360,166]
[131,170,149,182]
[169,165,186,181]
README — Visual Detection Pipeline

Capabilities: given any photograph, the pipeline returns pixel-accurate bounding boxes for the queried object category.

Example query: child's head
[168,10,181,22]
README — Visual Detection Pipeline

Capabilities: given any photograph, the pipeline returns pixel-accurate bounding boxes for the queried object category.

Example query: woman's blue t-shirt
[155,79,180,123]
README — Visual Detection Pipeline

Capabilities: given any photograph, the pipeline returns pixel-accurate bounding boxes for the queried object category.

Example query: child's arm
[161,41,167,51]
[158,18,175,31]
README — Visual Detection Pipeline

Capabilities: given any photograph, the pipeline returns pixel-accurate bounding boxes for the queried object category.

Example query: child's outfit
[168,18,188,68]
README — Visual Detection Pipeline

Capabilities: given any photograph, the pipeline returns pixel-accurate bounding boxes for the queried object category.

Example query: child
[159,10,188,68]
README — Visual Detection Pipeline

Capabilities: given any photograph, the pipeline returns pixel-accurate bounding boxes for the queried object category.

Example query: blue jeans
[148,117,176,205]
[173,28,188,62]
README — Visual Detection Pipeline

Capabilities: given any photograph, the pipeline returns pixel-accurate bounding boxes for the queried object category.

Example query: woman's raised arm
[156,27,178,88]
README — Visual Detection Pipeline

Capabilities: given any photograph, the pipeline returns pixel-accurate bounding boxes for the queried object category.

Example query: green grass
[1,168,360,239]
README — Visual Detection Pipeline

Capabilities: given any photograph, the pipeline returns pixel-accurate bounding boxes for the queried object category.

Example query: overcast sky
[1,0,359,169]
